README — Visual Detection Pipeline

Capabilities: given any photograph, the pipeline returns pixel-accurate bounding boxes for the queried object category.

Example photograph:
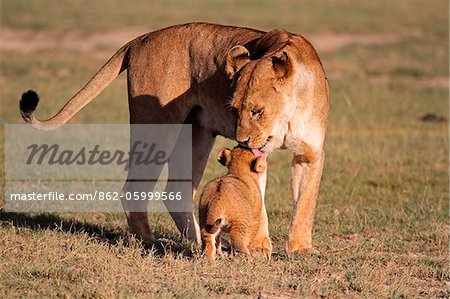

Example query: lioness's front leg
[287,150,324,254]
[121,180,160,246]
[165,119,215,243]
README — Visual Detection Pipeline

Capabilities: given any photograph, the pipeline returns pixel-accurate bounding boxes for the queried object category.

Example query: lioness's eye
[250,108,263,118]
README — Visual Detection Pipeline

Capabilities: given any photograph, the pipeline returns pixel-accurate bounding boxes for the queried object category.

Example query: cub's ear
[251,156,267,173]
[217,148,232,167]
[225,45,250,79]
[271,51,292,80]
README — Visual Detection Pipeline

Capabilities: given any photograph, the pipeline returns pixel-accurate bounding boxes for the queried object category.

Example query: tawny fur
[20,22,329,253]
[199,146,272,260]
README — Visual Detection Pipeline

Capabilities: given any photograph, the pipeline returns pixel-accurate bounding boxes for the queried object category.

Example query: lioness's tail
[20,42,131,130]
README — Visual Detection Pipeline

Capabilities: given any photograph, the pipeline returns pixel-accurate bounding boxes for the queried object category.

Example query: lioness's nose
[237,137,250,146]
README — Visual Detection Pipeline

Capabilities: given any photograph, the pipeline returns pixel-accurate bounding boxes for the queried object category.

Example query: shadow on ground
[0,210,197,257]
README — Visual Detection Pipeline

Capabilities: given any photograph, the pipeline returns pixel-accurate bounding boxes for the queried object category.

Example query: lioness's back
[128,22,263,60]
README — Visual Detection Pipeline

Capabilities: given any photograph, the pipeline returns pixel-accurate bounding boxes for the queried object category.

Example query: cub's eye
[250,108,263,118]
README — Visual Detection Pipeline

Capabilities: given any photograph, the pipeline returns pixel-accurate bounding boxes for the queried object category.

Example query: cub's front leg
[229,225,251,256]
[249,213,272,259]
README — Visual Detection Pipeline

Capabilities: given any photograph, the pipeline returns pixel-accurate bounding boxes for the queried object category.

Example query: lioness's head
[217,146,266,175]
[225,29,297,153]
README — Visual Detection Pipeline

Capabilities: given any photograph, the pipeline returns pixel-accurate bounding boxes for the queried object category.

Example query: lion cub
[199,146,272,260]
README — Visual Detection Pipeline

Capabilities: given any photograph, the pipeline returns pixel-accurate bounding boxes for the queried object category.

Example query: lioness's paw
[285,239,313,256]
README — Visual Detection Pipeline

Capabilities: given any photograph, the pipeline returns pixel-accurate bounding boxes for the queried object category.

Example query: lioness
[19,22,329,254]
[199,146,271,260]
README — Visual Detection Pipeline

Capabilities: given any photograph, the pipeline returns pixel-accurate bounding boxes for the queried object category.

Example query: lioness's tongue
[251,148,266,158]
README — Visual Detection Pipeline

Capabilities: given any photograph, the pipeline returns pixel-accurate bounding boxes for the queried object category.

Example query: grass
[0,0,449,297]
[1,0,448,34]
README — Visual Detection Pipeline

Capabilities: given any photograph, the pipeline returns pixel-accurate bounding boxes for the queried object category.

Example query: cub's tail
[204,218,222,235]
[19,42,131,130]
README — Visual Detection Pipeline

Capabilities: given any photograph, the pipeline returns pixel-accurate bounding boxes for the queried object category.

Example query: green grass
[0,0,449,297]
[1,0,448,34]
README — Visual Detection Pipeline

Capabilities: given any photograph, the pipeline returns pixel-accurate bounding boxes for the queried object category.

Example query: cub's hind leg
[202,230,220,261]
[215,234,223,256]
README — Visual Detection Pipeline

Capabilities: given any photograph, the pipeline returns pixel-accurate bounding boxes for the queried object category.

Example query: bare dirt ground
[0,27,419,53]
[0,27,149,58]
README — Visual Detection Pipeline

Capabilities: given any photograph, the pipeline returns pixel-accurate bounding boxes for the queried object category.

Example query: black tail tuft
[20,90,40,121]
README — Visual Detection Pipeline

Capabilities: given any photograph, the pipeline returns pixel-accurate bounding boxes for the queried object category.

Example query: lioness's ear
[226,46,250,79]
[251,156,267,173]
[271,51,292,80]
[217,148,232,167]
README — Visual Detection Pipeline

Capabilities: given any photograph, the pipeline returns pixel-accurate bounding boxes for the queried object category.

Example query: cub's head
[217,146,266,175]
[225,29,298,153]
